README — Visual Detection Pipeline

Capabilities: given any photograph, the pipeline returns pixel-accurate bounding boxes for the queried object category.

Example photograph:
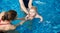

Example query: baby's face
[29,9,36,17]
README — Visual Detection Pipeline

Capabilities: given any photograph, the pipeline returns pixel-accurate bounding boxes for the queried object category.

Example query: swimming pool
[0,0,60,33]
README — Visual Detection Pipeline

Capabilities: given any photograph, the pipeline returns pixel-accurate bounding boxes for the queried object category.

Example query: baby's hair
[2,10,17,21]
[30,6,37,11]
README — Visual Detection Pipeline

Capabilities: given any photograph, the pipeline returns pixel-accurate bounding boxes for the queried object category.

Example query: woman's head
[2,10,17,21]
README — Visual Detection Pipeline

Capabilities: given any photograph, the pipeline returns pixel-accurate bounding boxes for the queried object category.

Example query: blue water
[0,0,60,33]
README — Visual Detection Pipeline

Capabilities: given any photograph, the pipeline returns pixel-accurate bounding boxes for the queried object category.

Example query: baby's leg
[35,14,43,22]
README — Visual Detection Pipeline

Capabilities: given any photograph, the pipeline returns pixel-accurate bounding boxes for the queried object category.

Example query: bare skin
[0,12,16,31]
[19,0,33,14]
[18,7,43,25]
[25,7,43,22]
[18,0,33,25]
[0,11,27,31]
[19,0,43,22]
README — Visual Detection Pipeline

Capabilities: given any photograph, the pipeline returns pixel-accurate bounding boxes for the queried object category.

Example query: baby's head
[29,6,37,17]
[29,6,37,12]
[2,10,17,21]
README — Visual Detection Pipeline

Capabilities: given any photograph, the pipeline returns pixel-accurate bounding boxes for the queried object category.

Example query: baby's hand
[28,17,34,20]
[25,14,34,20]
[25,15,29,20]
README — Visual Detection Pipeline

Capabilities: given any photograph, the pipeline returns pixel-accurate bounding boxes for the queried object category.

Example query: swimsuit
[23,0,33,8]
[23,0,29,8]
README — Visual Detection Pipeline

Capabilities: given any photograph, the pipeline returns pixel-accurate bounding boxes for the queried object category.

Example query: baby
[18,6,43,26]
[25,6,43,22]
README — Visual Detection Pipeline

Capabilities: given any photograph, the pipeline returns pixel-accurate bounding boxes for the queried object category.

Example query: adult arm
[19,0,28,14]
[28,0,33,9]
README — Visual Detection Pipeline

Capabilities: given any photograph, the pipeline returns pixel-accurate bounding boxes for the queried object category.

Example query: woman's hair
[0,31,4,33]
[2,10,17,21]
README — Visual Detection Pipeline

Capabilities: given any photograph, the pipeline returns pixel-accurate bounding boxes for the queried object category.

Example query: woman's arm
[19,20,26,25]
[14,20,26,26]
[19,0,28,14]
[28,0,33,9]
[16,18,25,20]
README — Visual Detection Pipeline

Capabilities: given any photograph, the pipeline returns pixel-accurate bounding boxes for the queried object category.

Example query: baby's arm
[35,14,43,22]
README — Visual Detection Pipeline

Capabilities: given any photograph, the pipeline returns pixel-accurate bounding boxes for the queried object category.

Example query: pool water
[0,0,60,33]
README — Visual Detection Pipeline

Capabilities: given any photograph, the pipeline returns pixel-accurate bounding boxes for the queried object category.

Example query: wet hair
[0,31,4,33]
[2,10,17,21]
[30,6,37,11]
